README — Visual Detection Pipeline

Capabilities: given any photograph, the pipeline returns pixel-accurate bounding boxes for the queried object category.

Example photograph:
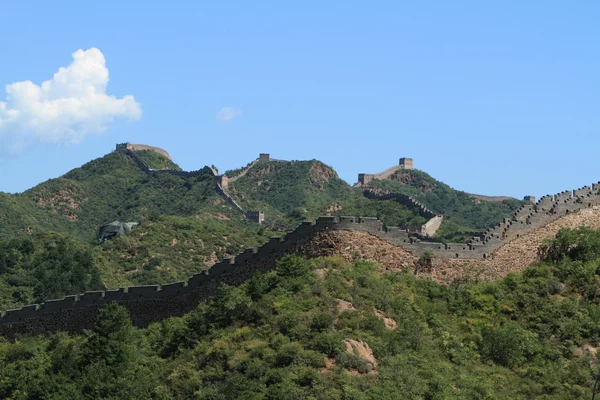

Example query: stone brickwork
[356,157,414,186]
[246,211,265,224]
[4,178,600,337]
[399,158,413,170]
[362,188,443,237]
[5,149,600,337]
[121,145,263,223]
[216,175,229,188]
[116,143,172,161]
[0,218,340,337]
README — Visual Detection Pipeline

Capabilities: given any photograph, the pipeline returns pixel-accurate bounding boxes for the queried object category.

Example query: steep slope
[4,241,600,398]
[95,215,274,288]
[369,169,527,232]
[132,149,182,171]
[0,151,240,241]
[228,159,353,220]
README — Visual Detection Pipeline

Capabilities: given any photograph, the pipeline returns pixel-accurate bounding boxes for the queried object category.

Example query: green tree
[81,302,135,369]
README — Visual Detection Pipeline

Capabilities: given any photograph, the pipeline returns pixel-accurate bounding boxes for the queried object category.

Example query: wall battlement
[4,175,600,337]
[362,188,443,236]
[356,157,413,186]
[116,143,172,161]
[121,146,263,223]
[5,149,600,337]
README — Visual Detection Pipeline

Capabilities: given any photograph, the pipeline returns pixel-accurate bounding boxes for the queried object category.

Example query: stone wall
[421,216,444,236]
[0,213,496,337]
[126,149,209,177]
[4,178,600,337]
[6,148,600,337]
[361,189,443,236]
[0,219,336,337]
[122,142,173,161]
[356,157,413,186]
[216,184,245,213]
[399,158,413,170]
[226,158,260,184]
[122,146,262,222]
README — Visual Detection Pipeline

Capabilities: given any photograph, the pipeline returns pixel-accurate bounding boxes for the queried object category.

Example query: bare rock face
[573,344,599,358]
[583,344,598,356]
[374,310,397,330]
[297,206,600,284]
[297,230,417,269]
[337,300,356,312]
[344,339,377,371]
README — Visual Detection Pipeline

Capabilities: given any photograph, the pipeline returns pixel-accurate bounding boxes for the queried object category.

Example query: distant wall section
[4,179,600,338]
[116,143,172,161]
[356,157,413,186]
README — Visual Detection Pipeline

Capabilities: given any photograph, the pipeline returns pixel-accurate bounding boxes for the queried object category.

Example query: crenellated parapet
[0,212,514,337]
[7,149,600,337]
[116,143,172,160]
[477,181,600,246]
[120,145,262,223]
[356,157,414,186]
[0,217,337,336]
[4,181,600,338]
[362,188,442,236]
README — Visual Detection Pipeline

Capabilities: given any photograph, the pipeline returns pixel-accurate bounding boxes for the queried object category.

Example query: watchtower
[246,211,265,224]
[358,173,375,185]
[523,195,536,204]
[399,158,413,169]
[259,154,271,163]
[116,143,130,152]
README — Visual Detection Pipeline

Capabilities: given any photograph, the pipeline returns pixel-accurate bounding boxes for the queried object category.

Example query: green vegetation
[0,232,104,310]
[370,169,526,230]
[0,217,274,308]
[2,147,599,398]
[0,151,238,241]
[228,160,428,229]
[4,227,600,398]
[228,160,355,226]
[133,149,182,171]
[434,220,483,243]
[96,215,274,287]
[332,197,428,228]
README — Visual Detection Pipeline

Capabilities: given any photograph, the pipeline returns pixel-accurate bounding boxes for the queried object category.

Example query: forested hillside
[3,227,600,399]
[0,149,532,311]
[228,160,431,229]
[0,151,234,241]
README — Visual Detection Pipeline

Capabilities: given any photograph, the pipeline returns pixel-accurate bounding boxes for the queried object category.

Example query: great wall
[3,146,600,338]
[117,143,265,224]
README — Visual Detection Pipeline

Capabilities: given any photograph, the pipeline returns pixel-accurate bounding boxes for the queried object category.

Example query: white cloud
[216,107,242,122]
[0,48,141,155]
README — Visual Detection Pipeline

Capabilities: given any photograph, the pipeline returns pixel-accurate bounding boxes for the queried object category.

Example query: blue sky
[0,1,598,199]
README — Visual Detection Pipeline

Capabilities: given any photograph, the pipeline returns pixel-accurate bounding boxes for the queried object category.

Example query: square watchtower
[116,142,130,152]
[399,158,413,169]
